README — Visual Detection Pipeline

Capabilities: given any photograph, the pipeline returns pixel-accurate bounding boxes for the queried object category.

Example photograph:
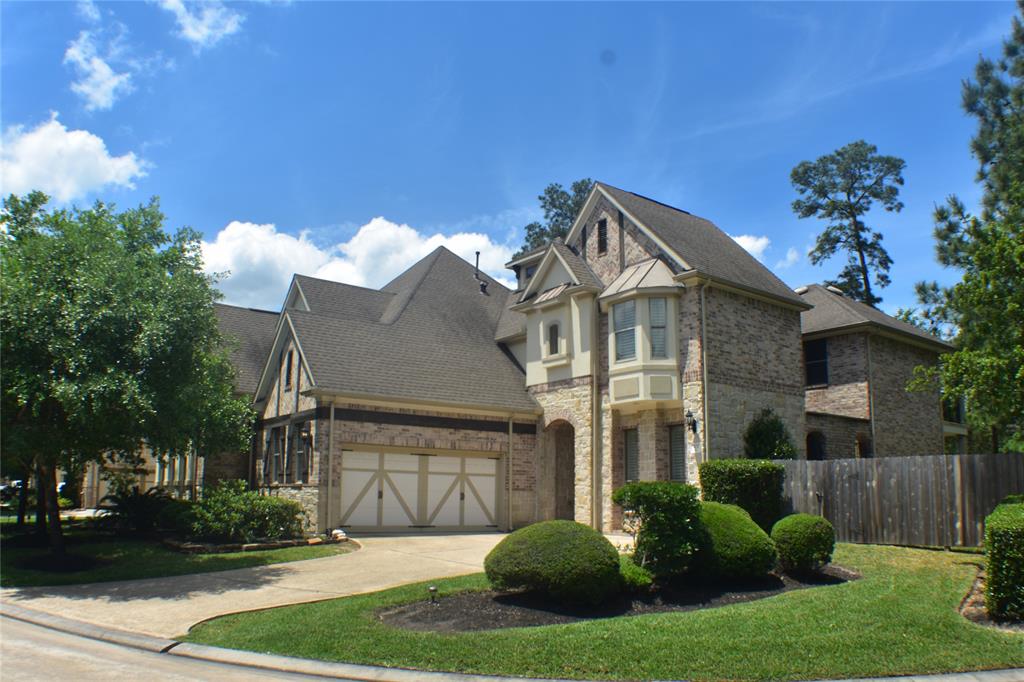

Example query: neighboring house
[82,303,278,507]
[251,182,809,533]
[797,284,960,459]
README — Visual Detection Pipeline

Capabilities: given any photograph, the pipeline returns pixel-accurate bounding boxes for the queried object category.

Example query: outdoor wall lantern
[299,423,312,445]
[685,410,698,434]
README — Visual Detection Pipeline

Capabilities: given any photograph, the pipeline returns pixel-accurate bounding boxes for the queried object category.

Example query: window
[266,426,285,483]
[547,323,560,356]
[284,349,294,388]
[524,264,537,280]
[613,300,636,361]
[804,339,828,386]
[581,226,587,255]
[806,432,826,460]
[856,434,873,458]
[669,425,686,481]
[624,428,639,481]
[943,397,965,423]
[597,219,608,254]
[649,298,667,358]
[285,425,296,483]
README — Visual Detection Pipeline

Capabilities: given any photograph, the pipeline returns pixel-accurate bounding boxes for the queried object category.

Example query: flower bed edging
[162,536,349,554]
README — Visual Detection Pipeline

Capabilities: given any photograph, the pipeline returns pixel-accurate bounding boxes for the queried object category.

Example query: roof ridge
[598,181,698,219]
[214,302,279,315]
[294,273,392,296]
[378,248,445,323]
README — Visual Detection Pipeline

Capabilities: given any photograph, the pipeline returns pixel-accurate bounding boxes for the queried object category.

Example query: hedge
[698,458,785,531]
[984,501,1024,620]
[484,520,621,605]
[771,513,835,574]
[612,481,704,577]
[697,501,777,580]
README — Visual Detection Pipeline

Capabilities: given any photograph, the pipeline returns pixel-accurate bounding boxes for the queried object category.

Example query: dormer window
[649,298,667,358]
[525,264,537,280]
[613,300,636,361]
[547,323,560,356]
[598,219,608,254]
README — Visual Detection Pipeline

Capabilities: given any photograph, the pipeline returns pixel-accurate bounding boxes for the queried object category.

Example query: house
[251,182,810,533]
[797,284,960,459]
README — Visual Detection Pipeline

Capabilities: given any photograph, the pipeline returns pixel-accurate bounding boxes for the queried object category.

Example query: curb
[0,601,176,653]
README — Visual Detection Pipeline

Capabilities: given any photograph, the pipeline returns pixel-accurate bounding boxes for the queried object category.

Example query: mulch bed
[379,564,860,632]
[958,567,1024,634]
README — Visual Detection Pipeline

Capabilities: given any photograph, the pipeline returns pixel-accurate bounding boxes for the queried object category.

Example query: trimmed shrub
[1001,494,1024,505]
[771,513,835,574]
[985,501,1024,620]
[619,554,654,593]
[190,480,304,544]
[485,520,620,605]
[699,458,785,532]
[612,482,705,577]
[697,501,777,580]
[156,498,196,535]
[743,407,796,459]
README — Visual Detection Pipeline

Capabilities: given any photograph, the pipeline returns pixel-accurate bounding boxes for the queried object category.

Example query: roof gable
[520,239,602,302]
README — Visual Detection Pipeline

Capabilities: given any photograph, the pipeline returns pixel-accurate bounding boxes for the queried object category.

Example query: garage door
[338,450,501,531]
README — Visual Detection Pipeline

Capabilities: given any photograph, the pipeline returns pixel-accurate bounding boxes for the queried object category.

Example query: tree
[791,141,906,306]
[517,178,594,255]
[0,192,253,556]
[911,2,1024,452]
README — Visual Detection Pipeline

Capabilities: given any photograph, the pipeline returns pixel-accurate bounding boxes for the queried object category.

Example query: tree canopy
[517,178,594,255]
[908,2,1024,452]
[1,192,253,554]
[790,140,905,306]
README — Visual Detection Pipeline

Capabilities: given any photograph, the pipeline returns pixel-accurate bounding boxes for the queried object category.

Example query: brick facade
[869,336,944,455]
[805,412,872,459]
[805,333,870,419]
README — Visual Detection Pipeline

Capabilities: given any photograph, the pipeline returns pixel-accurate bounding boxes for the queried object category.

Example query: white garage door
[338,450,501,531]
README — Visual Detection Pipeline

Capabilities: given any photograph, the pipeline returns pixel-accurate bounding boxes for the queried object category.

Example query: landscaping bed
[380,564,858,632]
[162,535,348,554]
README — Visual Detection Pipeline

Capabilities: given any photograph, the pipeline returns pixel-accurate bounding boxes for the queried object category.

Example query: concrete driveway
[0,534,504,639]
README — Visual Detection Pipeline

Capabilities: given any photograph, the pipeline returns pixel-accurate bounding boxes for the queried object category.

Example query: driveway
[0,534,504,639]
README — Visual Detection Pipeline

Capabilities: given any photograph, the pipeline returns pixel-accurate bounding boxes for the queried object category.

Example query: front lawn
[1,522,355,588]
[185,544,1024,681]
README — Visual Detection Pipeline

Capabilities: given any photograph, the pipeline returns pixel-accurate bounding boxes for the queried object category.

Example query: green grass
[185,544,1024,681]
[1,522,354,587]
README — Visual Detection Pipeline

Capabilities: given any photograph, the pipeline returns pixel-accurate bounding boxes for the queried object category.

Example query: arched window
[806,431,826,460]
[856,434,874,458]
[548,323,560,356]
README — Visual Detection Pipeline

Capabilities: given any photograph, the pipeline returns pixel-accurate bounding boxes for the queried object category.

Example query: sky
[1,1,1015,314]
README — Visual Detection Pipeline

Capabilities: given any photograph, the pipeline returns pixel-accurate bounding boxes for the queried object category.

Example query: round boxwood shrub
[771,513,835,574]
[697,501,777,580]
[484,520,620,605]
[698,458,785,532]
[612,481,704,578]
[619,554,654,593]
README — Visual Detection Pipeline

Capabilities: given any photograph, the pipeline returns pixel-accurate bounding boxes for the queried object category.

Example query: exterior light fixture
[428,585,438,603]
[685,410,698,434]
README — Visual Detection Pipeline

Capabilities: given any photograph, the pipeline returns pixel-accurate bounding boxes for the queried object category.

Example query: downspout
[326,398,335,529]
[507,416,513,531]
[866,336,877,455]
[591,292,602,531]
[700,282,710,464]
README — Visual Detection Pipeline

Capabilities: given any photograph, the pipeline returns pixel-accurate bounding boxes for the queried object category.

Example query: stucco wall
[804,333,871,420]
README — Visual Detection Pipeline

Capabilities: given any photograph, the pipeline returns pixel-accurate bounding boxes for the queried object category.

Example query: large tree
[1,192,253,556]
[517,178,594,255]
[791,141,906,306]
[910,2,1024,452]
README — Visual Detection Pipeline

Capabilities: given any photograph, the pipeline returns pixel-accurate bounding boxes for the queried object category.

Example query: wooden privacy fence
[776,453,1024,547]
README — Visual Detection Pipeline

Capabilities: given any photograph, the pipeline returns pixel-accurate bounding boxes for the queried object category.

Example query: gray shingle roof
[214,303,279,395]
[799,284,952,349]
[551,239,603,290]
[293,274,393,322]
[596,182,806,306]
[495,299,527,341]
[288,247,537,413]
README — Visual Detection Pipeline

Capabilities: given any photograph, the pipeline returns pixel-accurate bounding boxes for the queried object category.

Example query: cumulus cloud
[202,218,517,309]
[64,32,133,111]
[158,0,243,51]
[774,247,801,270]
[729,233,771,262]
[0,113,148,202]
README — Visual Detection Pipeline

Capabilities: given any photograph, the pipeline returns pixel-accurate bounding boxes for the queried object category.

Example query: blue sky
[1,1,1014,312]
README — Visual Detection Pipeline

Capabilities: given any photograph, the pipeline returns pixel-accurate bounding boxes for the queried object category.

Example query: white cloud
[729,233,771,262]
[64,32,133,111]
[77,0,101,23]
[0,113,148,203]
[202,218,517,309]
[774,247,801,270]
[158,0,243,51]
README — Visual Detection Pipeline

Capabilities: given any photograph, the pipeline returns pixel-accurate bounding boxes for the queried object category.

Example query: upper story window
[547,323,560,356]
[613,300,636,361]
[649,298,667,358]
[284,349,294,388]
[597,219,608,254]
[942,397,966,424]
[804,338,828,386]
[524,264,537,280]
[624,428,639,481]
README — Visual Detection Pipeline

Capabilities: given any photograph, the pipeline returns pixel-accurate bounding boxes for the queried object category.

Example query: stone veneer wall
[805,412,872,459]
[805,333,870,419]
[868,336,944,455]
[529,378,594,526]
[703,288,805,458]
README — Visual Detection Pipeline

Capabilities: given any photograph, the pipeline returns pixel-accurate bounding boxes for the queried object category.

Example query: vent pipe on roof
[474,251,481,280]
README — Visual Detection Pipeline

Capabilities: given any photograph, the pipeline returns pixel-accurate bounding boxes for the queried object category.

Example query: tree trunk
[34,463,47,538]
[39,463,66,557]
[851,219,874,305]
[16,477,29,527]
